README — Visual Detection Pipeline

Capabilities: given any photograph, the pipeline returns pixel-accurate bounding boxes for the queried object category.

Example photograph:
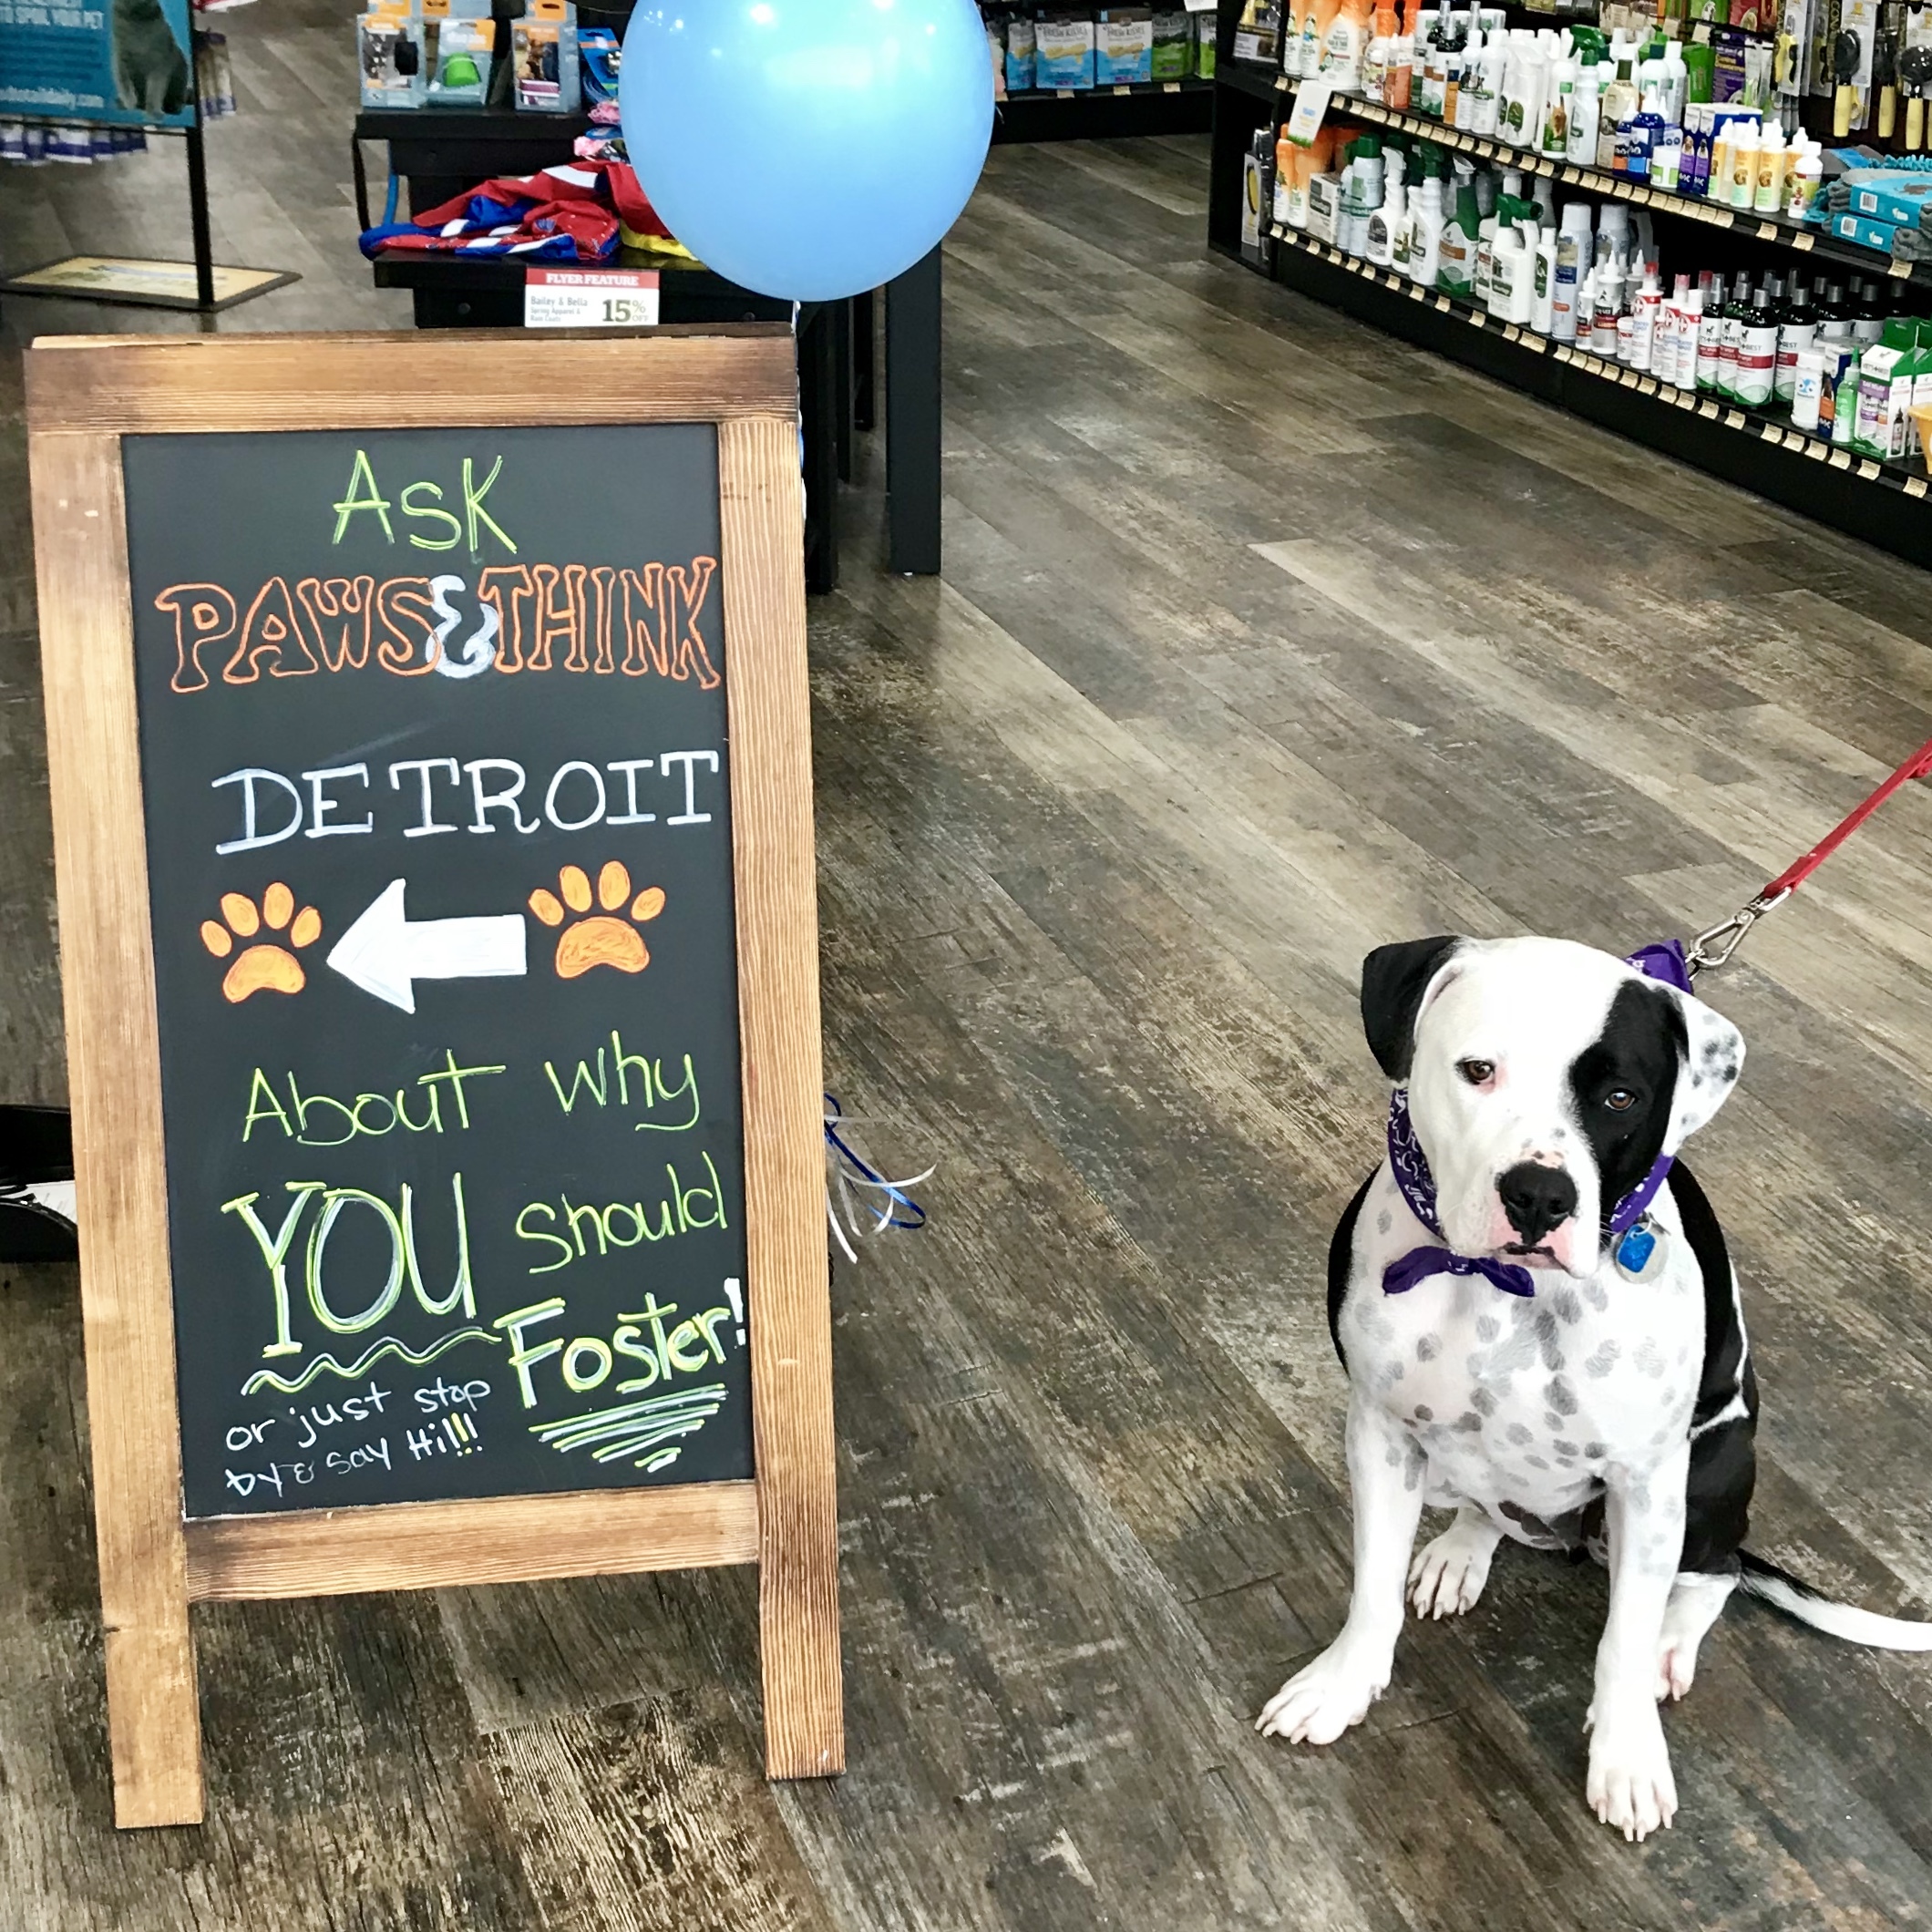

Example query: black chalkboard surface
[123,424,755,1518]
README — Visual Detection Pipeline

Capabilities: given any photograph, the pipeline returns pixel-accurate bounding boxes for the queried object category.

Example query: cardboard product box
[1830,211,1903,253]
[1306,170,1343,242]
[1854,333,1915,459]
[1847,179,1932,228]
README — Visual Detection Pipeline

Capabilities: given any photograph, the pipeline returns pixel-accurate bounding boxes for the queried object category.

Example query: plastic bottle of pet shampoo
[1409,170,1445,283]
[1551,200,1591,340]
[1367,149,1406,263]
[1531,220,1557,334]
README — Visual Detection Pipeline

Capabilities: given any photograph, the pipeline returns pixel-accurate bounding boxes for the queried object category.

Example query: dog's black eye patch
[1568,981,1684,1232]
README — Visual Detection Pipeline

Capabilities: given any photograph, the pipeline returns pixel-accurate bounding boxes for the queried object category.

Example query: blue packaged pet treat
[1006,13,1036,89]
[1035,10,1095,87]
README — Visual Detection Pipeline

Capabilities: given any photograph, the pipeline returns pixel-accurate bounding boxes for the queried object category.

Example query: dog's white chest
[1341,1168,1704,1543]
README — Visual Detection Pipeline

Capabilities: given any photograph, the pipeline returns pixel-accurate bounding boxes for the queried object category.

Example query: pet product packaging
[514,0,581,112]
[1853,320,1918,458]
[426,0,494,108]
[1306,170,1344,242]
[358,0,426,108]
[1240,126,1275,263]
[1197,12,1217,76]
[1006,13,1037,89]
[579,24,622,118]
[1035,11,1096,87]
[988,10,1009,98]
[1710,26,1750,101]
[1096,7,1156,82]
[1846,176,1932,227]
[196,28,236,118]
[1232,0,1281,63]
[1151,8,1191,77]
[1830,211,1906,252]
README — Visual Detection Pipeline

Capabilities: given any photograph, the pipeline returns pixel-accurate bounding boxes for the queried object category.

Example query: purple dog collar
[1380,943,1686,1299]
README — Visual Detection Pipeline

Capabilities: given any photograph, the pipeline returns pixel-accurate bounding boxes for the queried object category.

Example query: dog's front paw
[1256,1642,1390,1746]
[1409,1517,1500,1619]
[1585,1696,1678,1841]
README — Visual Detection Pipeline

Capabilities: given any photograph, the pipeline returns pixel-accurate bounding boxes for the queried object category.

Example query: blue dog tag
[1617,1226,1655,1271]
[1614,1218,1666,1282]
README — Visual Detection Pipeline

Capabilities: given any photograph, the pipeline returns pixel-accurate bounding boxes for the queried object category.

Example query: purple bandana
[1381,943,1686,1299]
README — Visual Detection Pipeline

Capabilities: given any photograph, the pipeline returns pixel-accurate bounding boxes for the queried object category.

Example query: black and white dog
[1259,935,1932,1841]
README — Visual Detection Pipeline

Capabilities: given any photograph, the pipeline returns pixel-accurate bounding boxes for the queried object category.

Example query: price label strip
[525,268,663,330]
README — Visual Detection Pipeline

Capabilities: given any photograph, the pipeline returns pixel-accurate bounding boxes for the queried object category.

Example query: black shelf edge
[1217,64,1280,106]
[355,108,592,143]
[1231,224,1932,565]
[992,77,1215,144]
[1264,83,1930,291]
[370,249,788,309]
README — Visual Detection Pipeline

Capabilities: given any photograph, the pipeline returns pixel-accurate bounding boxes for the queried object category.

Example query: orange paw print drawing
[529,861,665,979]
[200,883,323,1002]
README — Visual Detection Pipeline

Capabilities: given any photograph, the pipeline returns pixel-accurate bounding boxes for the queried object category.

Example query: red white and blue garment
[359,158,669,263]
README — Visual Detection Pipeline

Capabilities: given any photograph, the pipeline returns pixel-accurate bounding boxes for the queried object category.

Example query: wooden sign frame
[26,327,840,1829]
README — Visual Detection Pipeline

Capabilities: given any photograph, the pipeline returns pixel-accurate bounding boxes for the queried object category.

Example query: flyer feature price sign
[524,266,663,330]
[26,325,838,1829]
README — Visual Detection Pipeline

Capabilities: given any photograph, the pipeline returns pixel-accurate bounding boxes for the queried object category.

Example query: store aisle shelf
[1311,88,1932,293]
[1226,221,1932,564]
[1218,61,1283,106]
[992,78,1215,143]
[354,107,592,146]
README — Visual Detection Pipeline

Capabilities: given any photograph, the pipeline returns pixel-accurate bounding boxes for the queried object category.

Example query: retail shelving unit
[1208,23,1932,564]
[992,76,1215,143]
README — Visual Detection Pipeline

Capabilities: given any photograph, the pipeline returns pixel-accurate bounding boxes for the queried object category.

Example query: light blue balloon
[620,0,993,302]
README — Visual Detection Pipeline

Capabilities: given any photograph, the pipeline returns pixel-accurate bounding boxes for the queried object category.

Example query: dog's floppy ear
[1661,984,1745,1152]
[1361,937,1464,1081]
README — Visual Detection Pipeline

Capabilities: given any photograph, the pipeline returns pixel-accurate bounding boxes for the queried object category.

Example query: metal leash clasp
[1685,888,1790,977]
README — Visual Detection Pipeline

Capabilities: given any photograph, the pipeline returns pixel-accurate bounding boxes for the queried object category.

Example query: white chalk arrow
[325,879,527,1013]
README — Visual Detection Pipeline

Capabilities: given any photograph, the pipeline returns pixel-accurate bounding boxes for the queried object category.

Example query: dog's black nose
[1496,1163,1578,1246]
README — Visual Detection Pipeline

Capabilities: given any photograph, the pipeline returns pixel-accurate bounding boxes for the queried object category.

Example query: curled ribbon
[824,1094,932,1265]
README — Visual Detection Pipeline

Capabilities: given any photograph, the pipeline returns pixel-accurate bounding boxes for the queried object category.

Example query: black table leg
[886,249,940,576]
[834,299,854,485]
[798,302,839,595]
[851,287,876,433]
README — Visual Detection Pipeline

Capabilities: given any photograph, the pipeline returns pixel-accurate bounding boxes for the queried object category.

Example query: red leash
[1688,732,1932,975]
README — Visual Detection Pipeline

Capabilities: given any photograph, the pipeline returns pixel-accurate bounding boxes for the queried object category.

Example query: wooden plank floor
[5,11,1932,1926]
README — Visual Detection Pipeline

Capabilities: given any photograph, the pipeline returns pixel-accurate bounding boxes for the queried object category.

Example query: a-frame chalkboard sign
[26,327,839,1828]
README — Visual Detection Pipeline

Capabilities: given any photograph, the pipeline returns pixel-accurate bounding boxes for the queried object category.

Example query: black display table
[353,109,943,589]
